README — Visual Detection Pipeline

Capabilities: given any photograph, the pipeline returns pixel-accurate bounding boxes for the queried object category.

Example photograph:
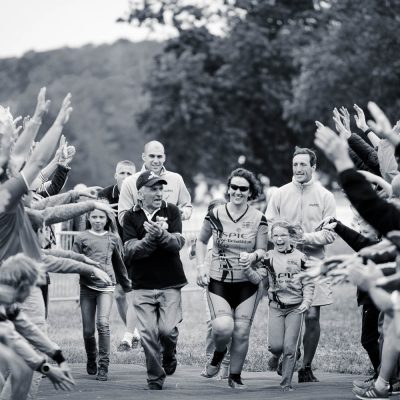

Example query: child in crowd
[72,207,131,382]
[0,254,75,399]
[263,221,315,391]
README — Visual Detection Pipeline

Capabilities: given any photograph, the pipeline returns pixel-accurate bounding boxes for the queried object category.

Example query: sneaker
[86,361,97,375]
[277,360,282,376]
[148,382,163,390]
[353,385,389,399]
[117,340,131,352]
[298,366,319,383]
[281,385,295,392]
[389,380,400,395]
[228,375,246,389]
[218,364,230,380]
[267,355,280,371]
[163,352,177,376]
[354,376,377,390]
[131,336,140,350]
[96,368,108,381]
[201,349,227,378]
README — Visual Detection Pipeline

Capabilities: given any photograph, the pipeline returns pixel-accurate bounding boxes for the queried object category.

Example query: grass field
[47,234,370,375]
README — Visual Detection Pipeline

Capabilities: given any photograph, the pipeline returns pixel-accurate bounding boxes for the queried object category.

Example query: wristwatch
[39,362,51,374]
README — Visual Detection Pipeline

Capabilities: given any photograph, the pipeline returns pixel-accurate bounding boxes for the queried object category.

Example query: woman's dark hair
[226,168,261,201]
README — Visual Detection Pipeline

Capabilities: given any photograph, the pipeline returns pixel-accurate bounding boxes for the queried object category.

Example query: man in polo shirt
[123,170,187,390]
[97,160,138,351]
[118,140,192,225]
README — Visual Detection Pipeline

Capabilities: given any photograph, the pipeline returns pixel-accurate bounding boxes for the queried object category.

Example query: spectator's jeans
[80,286,114,370]
[133,288,182,386]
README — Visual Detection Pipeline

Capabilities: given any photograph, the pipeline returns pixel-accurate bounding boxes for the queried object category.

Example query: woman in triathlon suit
[196,168,268,389]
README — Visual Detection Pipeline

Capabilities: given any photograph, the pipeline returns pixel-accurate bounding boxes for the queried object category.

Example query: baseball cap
[136,170,167,190]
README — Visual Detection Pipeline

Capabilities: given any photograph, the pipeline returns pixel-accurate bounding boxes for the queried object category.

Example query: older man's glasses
[230,184,249,192]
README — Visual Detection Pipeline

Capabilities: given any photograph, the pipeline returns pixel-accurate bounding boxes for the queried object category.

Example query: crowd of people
[0,87,400,400]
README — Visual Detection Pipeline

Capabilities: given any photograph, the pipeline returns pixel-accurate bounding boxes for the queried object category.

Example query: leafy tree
[122,0,318,186]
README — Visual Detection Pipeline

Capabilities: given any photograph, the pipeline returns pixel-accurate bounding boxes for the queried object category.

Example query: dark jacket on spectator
[339,168,400,236]
[333,219,379,306]
[348,133,381,176]
[123,201,187,290]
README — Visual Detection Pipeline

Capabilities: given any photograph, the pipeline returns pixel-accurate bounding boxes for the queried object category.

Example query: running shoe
[96,368,108,381]
[267,355,280,371]
[353,375,376,391]
[117,340,131,352]
[201,349,227,378]
[86,360,97,375]
[131,336,141,350]
[228,375,246,389]
[353,385,389,399]
[162,350,177,376]
[217,364,230,380]
[298,366,319,382]
[281,385,295,392]
[389,380,400,395]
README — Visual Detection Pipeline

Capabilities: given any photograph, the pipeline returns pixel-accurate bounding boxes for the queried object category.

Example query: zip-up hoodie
[265,177,336,259]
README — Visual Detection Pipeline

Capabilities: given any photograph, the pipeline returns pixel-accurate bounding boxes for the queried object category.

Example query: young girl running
[264,220,314,391]
[72,208,131,381]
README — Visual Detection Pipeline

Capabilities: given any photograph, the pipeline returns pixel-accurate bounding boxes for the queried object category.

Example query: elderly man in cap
[122,170,187,390]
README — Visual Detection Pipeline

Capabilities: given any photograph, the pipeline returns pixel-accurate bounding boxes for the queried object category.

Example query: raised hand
[339,106,351,132]
[54,93,73,126]
[33,87,51,121]
[367,101,392,139]
[333,108,351,139]
[353,104,369,132]
[314,123,350,165]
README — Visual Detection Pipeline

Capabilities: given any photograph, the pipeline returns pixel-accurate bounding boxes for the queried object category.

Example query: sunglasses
[230,184,250,192]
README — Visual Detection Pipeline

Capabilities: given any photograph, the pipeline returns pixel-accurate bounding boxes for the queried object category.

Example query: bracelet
[364,128,372,135]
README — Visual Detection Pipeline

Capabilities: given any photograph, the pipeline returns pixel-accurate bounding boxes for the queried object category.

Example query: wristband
[52,349,66,365]
[364,128,372,135]
[37,361,50,374]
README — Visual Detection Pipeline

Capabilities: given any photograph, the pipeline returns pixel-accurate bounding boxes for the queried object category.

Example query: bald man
[116,141,192,351]
[118,141,192,224]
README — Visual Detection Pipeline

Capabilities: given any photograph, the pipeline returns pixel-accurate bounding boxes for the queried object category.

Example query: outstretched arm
[21,93,72,187]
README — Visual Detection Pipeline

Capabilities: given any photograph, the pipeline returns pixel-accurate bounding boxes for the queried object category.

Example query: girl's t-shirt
[72,230,119,291]
[263,248,314,306]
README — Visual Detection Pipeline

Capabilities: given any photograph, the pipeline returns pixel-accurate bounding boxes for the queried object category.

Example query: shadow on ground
[38,364,361,399]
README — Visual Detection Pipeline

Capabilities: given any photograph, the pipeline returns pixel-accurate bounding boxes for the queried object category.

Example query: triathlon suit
[199,204,268,321]
[263,248,309,307]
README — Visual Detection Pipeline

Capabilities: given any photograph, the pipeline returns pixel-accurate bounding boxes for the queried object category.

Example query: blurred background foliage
[1,0,400,189]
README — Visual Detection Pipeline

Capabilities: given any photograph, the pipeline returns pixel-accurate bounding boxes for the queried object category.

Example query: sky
[0,0,176,58]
